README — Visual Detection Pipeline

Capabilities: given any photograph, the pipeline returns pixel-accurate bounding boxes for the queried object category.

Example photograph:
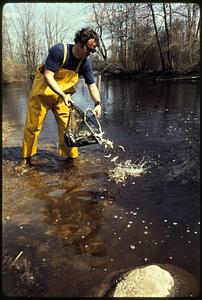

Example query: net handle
[83,109,103,144]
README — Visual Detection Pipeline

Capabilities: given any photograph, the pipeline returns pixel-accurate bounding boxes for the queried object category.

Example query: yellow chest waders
[22,43,83,159]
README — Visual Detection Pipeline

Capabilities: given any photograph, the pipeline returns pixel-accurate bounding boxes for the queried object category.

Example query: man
[21,27,101,166]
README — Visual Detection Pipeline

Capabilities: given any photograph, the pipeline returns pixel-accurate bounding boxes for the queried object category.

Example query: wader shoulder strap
[61,43,67,68]
[75,59,83,73]
[61,43,82,72]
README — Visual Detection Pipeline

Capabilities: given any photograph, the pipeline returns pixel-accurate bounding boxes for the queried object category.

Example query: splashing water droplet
[108,159,147,183]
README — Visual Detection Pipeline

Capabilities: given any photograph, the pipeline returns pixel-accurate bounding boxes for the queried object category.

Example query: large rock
[113,265,174,297]
[88,264,199,297]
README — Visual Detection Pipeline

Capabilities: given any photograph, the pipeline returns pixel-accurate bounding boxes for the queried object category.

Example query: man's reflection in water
[40,188,108,256]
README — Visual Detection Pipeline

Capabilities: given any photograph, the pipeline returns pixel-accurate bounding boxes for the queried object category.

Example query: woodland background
[2,3,200,83]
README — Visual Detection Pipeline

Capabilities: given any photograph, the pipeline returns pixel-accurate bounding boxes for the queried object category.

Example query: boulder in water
[88,264,199,297]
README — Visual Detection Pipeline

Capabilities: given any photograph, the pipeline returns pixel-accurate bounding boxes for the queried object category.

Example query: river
[2,77,200,296]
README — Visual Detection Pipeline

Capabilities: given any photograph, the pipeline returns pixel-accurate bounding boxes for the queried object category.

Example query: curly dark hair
[74,27,99,45]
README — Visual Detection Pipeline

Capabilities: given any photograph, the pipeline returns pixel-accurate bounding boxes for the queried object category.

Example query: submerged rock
[88,264,199,297]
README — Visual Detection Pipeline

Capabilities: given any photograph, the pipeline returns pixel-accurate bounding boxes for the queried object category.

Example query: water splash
[92,123,147,183]
[95,133,114,149]
[108,158,147,184]
[95,132,147,183]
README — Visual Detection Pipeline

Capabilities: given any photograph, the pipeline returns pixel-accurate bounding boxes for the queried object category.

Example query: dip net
[64,103,103,147]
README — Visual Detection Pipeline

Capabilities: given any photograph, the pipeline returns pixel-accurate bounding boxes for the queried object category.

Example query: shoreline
[2,68,200,85]
[99,68,200,81]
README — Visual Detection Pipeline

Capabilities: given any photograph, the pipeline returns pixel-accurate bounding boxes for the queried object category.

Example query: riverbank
[99,67,200,81]
[2,67,200,86]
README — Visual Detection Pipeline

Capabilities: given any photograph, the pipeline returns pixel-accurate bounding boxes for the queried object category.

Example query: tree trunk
[163,3,173,69]
[148,3,166,70]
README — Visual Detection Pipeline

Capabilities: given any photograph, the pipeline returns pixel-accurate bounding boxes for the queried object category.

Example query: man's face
[78,38,97,58]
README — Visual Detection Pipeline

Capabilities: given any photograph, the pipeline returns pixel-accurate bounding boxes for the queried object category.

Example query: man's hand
[63,94,73,107]
[93,103,101,117]
[44,69,73,107]
[88,83,102,117]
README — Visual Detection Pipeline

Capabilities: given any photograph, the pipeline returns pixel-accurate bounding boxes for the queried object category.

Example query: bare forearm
[88,83,102,117]
[44,68,72,106]
[44,74,66,99]
[88,83,101,104]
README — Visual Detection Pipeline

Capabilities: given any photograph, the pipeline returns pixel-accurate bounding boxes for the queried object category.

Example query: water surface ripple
[2,78,200,297]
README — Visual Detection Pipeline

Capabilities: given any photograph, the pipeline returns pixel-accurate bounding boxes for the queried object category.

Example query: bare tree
[11,3,43,77]
[2,13,15,83]
[2,14,13,59]
[186,3,200,64]
[148,3,166,70]
[43,6,70,52]
[92,3,108,61]
[163,3,173,69]
[3,2,200,81]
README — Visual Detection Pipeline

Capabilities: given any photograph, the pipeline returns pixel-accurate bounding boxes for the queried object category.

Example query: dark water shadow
[3,146,23,162]
[3,146,77,174]
[3,146,57,162]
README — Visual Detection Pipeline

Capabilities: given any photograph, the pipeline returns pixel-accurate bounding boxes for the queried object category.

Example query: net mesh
[64,104,102,147]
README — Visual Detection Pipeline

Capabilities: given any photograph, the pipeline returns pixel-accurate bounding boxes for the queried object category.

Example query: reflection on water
[2,77,200,296]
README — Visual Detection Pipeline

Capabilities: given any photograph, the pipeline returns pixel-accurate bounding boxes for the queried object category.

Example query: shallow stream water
[2,77,200,296]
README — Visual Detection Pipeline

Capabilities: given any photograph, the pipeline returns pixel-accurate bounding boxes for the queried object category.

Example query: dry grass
[2,57,27,84]
[2,120,9,145]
